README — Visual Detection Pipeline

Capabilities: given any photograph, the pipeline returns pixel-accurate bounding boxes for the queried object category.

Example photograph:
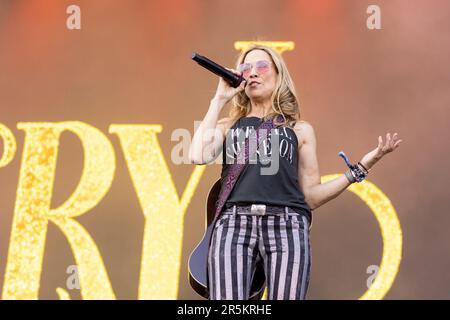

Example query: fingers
[225,67,245,88]
[235,79,247,92]
[390,133,401,148]
[393,132,402,148]
[225,67,242,77]
[388,133,393,149]
[379,132,403,152]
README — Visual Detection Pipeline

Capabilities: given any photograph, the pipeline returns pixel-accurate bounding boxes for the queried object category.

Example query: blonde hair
[229,45,302,128]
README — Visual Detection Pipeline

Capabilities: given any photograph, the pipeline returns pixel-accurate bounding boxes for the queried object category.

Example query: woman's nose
[249,67,258,78]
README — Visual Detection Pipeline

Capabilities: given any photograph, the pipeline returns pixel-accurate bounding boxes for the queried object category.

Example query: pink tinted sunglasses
[238,60,272,78]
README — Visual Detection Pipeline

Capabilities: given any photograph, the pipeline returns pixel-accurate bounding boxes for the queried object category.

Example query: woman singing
[189,45,402,300]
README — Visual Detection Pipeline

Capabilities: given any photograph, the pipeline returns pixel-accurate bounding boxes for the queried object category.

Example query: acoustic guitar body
[188,179,266,299]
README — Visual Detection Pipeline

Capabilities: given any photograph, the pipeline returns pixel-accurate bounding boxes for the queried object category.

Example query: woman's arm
[295,121,349,210]
[188,98,229,165]
[189,68,246,165]
[295,121,402,210]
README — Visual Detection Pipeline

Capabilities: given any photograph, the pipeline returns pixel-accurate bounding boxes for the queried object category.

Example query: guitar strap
[213,114,280,221]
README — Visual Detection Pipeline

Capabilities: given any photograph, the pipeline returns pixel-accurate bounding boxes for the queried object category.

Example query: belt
[223,203,303,216]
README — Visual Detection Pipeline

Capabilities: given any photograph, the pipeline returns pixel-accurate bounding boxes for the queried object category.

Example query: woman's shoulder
[217,117,236,128]
[293,120,314,130]
[292,120,315,146]
[217,117,236,129]
[217,117,232,125]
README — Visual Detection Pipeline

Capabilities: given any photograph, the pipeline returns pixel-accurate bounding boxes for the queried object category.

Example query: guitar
[188,178,266,299]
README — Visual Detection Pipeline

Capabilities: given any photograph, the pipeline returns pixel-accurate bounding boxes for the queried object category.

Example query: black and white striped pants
[208,205,312,300]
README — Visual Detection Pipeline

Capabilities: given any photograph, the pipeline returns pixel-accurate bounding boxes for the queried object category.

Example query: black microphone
[192,52,245,88]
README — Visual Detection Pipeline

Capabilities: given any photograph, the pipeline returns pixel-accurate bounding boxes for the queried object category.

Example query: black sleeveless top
[220,116,312,216]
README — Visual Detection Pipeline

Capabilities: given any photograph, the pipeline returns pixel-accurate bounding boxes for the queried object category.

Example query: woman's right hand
[213,68,247,103]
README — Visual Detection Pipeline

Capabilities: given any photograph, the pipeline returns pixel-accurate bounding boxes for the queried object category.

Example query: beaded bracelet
[338,151,369,183]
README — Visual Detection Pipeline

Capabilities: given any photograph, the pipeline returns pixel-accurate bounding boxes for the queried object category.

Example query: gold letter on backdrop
[234,41,295,54]
[2,122,116,300]
[110,125,203,299]
[0,124,16,168]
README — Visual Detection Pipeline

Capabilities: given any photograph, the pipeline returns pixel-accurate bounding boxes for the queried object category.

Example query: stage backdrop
[0,0,449,299]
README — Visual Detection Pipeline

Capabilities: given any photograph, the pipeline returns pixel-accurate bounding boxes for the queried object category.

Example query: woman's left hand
[360,132,403,169]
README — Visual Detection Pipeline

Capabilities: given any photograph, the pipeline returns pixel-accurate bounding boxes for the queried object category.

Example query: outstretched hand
[375,133,403,157]
[360,132,403,169]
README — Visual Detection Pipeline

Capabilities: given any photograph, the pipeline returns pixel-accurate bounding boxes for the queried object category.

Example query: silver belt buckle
[251,204,266,215]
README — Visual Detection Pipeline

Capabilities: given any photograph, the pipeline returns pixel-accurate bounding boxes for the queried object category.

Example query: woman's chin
[247,93,269,101]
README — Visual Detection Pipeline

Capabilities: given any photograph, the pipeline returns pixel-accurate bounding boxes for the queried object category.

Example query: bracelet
[338,151,368,183]
[352,163,367,182]
[357,161,369,174]
[344,169,356,184]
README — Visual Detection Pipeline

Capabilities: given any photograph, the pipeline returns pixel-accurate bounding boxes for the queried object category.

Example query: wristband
[338,151,368,183]
[344,169,356,184]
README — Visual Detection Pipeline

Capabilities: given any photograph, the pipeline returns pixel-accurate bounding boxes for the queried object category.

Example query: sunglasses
[238,60,272,78]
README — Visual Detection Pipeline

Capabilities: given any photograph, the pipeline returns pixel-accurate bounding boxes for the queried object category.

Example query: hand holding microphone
[213,67,247,103]
[192,52,247,103]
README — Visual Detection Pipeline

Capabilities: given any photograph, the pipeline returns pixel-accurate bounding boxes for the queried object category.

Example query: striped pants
[207,205,312,300]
